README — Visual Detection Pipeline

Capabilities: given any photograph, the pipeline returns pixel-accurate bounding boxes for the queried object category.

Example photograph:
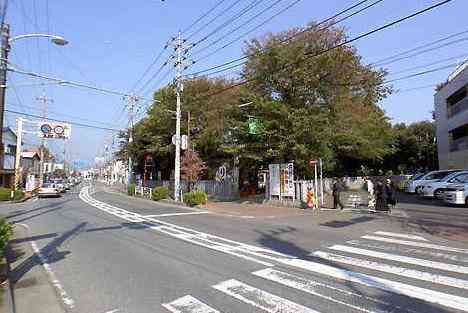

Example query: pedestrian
[365,176,375,212]
[375,181,389,212]
[332,179,345,210]
[385,178,396,212]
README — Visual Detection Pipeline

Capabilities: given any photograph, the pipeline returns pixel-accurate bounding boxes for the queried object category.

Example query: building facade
[0,127,17,187]
[434,62,468,169]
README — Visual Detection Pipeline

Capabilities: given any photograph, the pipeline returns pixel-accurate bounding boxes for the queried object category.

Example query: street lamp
[9,33,69,46]
[0,24,69,194]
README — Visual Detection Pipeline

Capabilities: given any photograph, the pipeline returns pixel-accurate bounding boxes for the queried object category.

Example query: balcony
[450,136,468,152]
[447,97,468,118]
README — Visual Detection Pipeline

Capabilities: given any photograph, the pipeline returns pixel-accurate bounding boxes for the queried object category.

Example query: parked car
[421,171,468,199]
[406,170,462,194]
[53,181,66,193]
[443,184,468,207]
[38,183,61,198]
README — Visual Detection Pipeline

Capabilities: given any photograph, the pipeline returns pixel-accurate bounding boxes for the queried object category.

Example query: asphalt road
[3,183,468,313]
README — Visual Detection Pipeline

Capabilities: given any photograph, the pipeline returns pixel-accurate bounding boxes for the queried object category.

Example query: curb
[4,243,16,313]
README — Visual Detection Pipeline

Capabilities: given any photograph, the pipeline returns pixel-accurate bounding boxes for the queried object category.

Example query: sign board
[181,135,188,150]
[269,163,294,198]
[39,122,71,139]
[215,165,227,182]
[309,159,318,166]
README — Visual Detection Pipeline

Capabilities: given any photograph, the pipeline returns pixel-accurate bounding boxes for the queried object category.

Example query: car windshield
[42,183,54,188]
[411,173,425,181]
[424,171,460,180]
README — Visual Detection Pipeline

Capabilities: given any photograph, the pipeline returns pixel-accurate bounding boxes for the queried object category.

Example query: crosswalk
[163,231,468,313]
[78,187,468,313]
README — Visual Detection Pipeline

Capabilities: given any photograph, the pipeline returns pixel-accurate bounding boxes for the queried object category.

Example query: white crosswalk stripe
[373,231,428,241]
[325,244,468,274]
[213,279,321,313]
[362,235,468,254]
[162,295,221,313]
[311,250,468,290]
[279,258,468,311]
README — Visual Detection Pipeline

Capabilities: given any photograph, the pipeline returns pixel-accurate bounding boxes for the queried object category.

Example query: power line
[5,109,123,132]
[130,45,168,92]
[137,61,169,95]
[195,0,454,100]
[388,53,468,76]
[182,0,230,34]
[142,65,173,97]
[190,0,268,47]
[186,0,244,41]
[192,0,286,56]
[187,0,378,76]
[384,63,458,83]
[195,0,302,63]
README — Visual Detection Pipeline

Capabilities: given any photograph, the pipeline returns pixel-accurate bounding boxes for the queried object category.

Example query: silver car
[406,170,462,194]
[421,171,468,199]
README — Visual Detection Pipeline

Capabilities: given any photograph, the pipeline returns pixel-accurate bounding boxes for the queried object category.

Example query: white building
[434,61,468,169]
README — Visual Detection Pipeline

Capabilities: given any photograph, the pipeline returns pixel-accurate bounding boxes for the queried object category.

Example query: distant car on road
[38,183,61,198]
[443,183,468,207]
[406,170,462,194]
[421,171,468,199]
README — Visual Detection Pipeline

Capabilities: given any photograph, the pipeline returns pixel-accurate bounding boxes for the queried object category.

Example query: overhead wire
[182,0,230,34]
[186,0,245,41]
[187,0,379,76]
[388,53,468,76]
[130,45,168,92]
[192,0,286,56]
[5,109,123,132]
[193,0,454,100]
[190,0,267,47]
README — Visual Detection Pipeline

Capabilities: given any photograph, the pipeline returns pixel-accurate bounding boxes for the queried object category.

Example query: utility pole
[0,24,9,174]
[12,117,23,198]
[168,31,192,201]
[126,95,137,186]
[36,90,53,186]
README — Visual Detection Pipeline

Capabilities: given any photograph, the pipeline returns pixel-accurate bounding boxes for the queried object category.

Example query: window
[5,144,16,155]
[447,85,468,118]
[449,123,468,152]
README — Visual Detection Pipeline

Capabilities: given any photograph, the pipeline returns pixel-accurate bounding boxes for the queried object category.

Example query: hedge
[183,190,208,206]
[152,186,169,201]
[0,188,23,201]
[0,218,12,258]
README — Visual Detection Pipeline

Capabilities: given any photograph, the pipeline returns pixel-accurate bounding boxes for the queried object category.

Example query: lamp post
[0,24,68,192]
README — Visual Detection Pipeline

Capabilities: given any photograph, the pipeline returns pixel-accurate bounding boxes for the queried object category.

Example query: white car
[443,184,468,206]
[38,183,61,198]
[406,170,462,194]
[421,171,468,199]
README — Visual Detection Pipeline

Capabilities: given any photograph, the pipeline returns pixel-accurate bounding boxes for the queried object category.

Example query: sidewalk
[4,225,64,313]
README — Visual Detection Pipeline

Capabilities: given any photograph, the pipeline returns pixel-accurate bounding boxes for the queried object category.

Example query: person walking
[365,176,375,212]
[385,178,396,212]
[332,179,344,210]
[375,181,389,212]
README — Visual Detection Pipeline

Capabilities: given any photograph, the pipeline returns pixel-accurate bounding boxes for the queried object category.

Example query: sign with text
[39,122,71,139]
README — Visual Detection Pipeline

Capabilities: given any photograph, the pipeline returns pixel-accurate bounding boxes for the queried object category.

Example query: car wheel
[465,197,468,208]
[434,189,444,199]
[415,186,422,194]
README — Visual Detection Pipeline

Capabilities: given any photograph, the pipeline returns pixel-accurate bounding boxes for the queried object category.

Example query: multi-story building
[434,62,468,169]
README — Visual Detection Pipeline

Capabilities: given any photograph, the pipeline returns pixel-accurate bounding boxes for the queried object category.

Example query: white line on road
[362,235,468,254]
[326,244,468,274]
[279,258,468,312]
[253,268,397,313]
[143,211,210,217]
[373,231,428,241]
[312,250,468,290]
[213,279,321,313]
[347,240,468,263]
[162,295,221,313]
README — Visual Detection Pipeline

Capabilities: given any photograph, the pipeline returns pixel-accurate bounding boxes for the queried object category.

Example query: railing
[450,136,468,152]
[447,97,468,118]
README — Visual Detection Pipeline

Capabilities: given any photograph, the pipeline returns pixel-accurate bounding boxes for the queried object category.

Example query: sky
[4,0,467,167]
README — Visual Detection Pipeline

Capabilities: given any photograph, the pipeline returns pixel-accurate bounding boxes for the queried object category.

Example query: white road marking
[280,258,468,312]
[162,295,221,313]
[253,268,397,313]
[144,211,210,217]
[362,235,468,254]
[30,240,75,310]
[373,231,428,241]
[312,250,468,290]
[212,279,320,313]
[326,244,468,274]
[347,240,468,263]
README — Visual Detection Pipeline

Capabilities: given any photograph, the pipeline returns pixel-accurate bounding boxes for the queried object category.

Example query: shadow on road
[319,216,376,228]
[255,227,454,313]
[7,198,74,224]
[9,222,86,284]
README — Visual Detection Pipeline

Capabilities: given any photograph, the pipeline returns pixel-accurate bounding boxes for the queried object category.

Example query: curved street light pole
[0,23,69,195]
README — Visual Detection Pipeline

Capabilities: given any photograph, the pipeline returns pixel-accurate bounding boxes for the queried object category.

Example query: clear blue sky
[4,0,467,166]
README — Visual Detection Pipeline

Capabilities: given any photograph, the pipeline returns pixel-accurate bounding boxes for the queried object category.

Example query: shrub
[13,190,24,201]
[0,218,12,258]
[152,186,169,201]
[183,190,208,206]
[127,183,136,196]
[0,188,11,201]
